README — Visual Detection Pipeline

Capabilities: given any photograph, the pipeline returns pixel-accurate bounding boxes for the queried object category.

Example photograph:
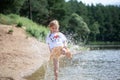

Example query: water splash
[44,61,55,80]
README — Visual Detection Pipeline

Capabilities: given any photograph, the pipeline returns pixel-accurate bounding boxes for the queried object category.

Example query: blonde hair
[48,20,59,28]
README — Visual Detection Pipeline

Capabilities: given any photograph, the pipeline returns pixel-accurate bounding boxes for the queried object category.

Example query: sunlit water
[26,49,120,80]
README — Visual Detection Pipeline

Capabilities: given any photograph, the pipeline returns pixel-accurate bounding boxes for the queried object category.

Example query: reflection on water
[25,65,45,80]
[26,49,120,80]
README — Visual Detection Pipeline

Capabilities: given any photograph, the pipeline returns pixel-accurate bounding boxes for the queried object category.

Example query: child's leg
[53,58,59,80]
[62,48,72,58]
[66,51,72,58]
[62,47,67,55]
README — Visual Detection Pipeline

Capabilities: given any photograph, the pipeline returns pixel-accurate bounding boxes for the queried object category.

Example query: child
[46,20,72,80]
[46,20,72,59]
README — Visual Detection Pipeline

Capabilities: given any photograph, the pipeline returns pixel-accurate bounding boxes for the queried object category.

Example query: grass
[8,29,13,34]
[16,22,23,27]
[0,14,49,41]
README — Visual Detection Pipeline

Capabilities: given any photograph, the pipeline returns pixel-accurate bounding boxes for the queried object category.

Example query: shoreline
[86,45,120,50]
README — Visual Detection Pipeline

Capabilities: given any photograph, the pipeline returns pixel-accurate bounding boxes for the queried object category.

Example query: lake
[26,49,120,80]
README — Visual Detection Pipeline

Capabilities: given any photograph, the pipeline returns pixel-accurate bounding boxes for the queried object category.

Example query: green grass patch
[0,14,17,25]
[8,29,13,34]
[0,13,49,41]
[16,22,23,27]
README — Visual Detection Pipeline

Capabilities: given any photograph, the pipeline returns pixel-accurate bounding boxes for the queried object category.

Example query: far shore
[86,44,120,50]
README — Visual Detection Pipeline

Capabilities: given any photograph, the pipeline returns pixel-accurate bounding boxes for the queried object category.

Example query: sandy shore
[0,24,50,80]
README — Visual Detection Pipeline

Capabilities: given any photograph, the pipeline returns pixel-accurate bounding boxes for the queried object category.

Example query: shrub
[16,22,23,27]
[0,14,49,42]
[26,25,48,41]
[8,29,13,34]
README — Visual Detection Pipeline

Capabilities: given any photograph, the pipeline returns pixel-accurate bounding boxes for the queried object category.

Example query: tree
[68,13,90,43]
[28,0,32,20]
[20,0,48,25]
[66,0,79,14]
[0,0,25,14]
[47,0,66,25]
[89,22,100,41]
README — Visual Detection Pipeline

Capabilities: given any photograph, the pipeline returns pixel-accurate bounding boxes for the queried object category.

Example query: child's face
[49,25,59,33]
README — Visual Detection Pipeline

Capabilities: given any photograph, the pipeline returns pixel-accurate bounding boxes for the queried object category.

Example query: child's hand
[62,48,67,55]
[62,47,72,59]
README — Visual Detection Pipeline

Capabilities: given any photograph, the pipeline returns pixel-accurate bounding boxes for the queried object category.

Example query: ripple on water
[58,49,120,80]
[25,49,120,80]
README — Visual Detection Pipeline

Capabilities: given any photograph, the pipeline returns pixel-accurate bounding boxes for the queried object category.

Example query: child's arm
[63,41,67,48]
[46,33,51,52]
[59,33,67,48]
[47,44,51,52]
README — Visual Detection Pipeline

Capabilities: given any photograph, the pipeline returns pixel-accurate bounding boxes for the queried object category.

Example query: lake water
[26,49,120,80]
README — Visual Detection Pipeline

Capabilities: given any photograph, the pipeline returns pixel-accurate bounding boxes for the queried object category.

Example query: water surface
[27,49,120,80]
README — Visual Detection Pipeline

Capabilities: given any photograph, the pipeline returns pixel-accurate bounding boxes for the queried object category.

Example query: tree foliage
[20,0,48,25]
[68,13,90,43]
[0,0,25,14]
[0,0,120,43]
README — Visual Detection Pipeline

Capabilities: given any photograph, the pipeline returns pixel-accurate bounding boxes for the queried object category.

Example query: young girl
[46,20,72,80]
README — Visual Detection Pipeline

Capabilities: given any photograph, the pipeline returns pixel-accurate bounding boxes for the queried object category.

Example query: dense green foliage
[0,0,25,14]
[0,14,48,41]
[67,13,90,43]
[0,0,120,43]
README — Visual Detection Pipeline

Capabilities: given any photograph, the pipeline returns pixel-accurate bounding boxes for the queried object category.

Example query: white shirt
[46,32,67,49]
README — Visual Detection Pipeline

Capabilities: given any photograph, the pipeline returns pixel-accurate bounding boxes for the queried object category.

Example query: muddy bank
[0,24,50,80]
